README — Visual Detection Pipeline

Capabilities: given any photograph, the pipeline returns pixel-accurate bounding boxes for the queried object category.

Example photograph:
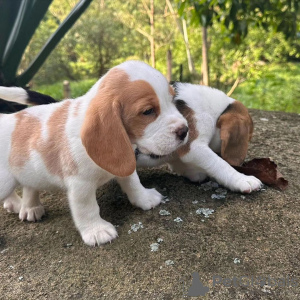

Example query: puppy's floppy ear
[81,89,136,177]
[217,101,253,166]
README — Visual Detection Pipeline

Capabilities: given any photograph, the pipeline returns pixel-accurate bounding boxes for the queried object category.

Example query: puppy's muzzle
[176,125,189,141]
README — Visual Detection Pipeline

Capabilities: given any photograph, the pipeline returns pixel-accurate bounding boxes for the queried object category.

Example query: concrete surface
[0,109,299,300]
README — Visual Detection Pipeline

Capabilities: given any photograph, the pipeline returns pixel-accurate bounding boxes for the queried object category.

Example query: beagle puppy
[136,82,262,193]
[0,61,188,246]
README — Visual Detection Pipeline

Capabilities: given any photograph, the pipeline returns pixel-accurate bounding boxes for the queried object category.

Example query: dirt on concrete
[0,109,299,300]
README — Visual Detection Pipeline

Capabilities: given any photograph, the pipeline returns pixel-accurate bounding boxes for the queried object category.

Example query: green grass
[35,63,300,113]
[232,63,300,113]
[35,78,97,100]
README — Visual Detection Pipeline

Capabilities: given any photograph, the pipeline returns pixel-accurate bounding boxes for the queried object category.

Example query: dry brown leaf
[233,158,288,191]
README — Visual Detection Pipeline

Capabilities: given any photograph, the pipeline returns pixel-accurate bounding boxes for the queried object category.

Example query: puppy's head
[81,61,188,177]
[217,101,253,166]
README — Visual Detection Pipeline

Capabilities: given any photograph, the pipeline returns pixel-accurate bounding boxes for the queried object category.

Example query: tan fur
[73,102,81,117]
[169,86,175,97]
[81,69,160,177]
[10,101,78,178]
[43,101,78,177]
[217,101,253,166]
[10,111,41,168]
[175,101,199,157]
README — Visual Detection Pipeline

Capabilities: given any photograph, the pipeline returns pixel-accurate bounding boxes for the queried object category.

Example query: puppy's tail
[0,86,56,105]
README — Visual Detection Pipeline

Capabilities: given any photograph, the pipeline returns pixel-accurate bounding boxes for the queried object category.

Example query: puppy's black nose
[176,125,189,141]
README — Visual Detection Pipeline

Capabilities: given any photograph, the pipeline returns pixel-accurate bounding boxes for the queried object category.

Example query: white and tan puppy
[0,61,188,246]
[136,82,262,193]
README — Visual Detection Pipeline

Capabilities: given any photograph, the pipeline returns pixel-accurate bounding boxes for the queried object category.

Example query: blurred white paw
[130,188,163,211]
[234,175,262,193]
[19,205,45,222]
[185,172,207,183]
[3,193,21,214]
[81,220,118,246]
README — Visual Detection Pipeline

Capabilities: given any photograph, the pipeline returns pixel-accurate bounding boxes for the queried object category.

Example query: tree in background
[14,0,299,101]
[178,0,300,85]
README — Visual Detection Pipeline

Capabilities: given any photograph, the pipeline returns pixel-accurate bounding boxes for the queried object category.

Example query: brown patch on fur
[42,101,78,177]
[10,112,42,168]
[81,68,160,177]
[217,101,253,166]
[169,86,175,97]
[175,100,198,157]
[10,101,78,178]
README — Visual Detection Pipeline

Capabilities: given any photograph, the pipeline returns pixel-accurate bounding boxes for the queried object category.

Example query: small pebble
[150,243,159,252]
[128,222,144,234]
[18,276,24,281]
[157,238,163,243]
[165,260,174,266]
[261,285,271,294]
[159,209,171,216]
[174,217,183,223]
[196,208,214,218]
[161,197,170,204]
[260,118,269,122]
[234,258,241,264]
[192,200,198,204]
[200,181,219,191]
[211,194,226,200]
[215,188,227,195]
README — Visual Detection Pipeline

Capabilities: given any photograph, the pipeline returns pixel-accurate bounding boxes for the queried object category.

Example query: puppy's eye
[143,108,155,115]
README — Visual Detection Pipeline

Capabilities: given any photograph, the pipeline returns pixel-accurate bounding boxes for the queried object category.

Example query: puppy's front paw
[130,188,163,211]
[19,205,45,222]
[81,220,118,246]
[235,175,262,193]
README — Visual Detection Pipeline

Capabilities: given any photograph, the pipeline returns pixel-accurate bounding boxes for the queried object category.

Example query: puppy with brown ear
[136,82,262,193]
[0,61,188,246]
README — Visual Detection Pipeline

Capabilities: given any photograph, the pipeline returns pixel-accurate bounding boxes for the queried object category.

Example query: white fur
[0,61,188,246]
[0,86,28,104]
[137,83,262,193]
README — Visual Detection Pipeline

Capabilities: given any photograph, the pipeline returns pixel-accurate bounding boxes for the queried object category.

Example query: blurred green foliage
[36,62,300,113]
[20,0,300,112]
[36,78,97,100]
[232,63,300,113]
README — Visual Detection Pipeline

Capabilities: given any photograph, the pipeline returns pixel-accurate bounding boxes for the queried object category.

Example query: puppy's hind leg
[19,187,45,222]
[0,171,19,211]
[3,191,22,214]
[3,187,45,221]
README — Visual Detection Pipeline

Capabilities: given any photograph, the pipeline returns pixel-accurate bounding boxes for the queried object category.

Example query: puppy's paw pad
[237,176,262,193]
[81,222,118,246]
[3,197,21,214]
[19,205,45,222]
[134,188,163,211]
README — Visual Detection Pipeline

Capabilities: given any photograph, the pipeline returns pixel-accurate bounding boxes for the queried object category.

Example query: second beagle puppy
[136,82,262,193]
[0,61,188,246]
